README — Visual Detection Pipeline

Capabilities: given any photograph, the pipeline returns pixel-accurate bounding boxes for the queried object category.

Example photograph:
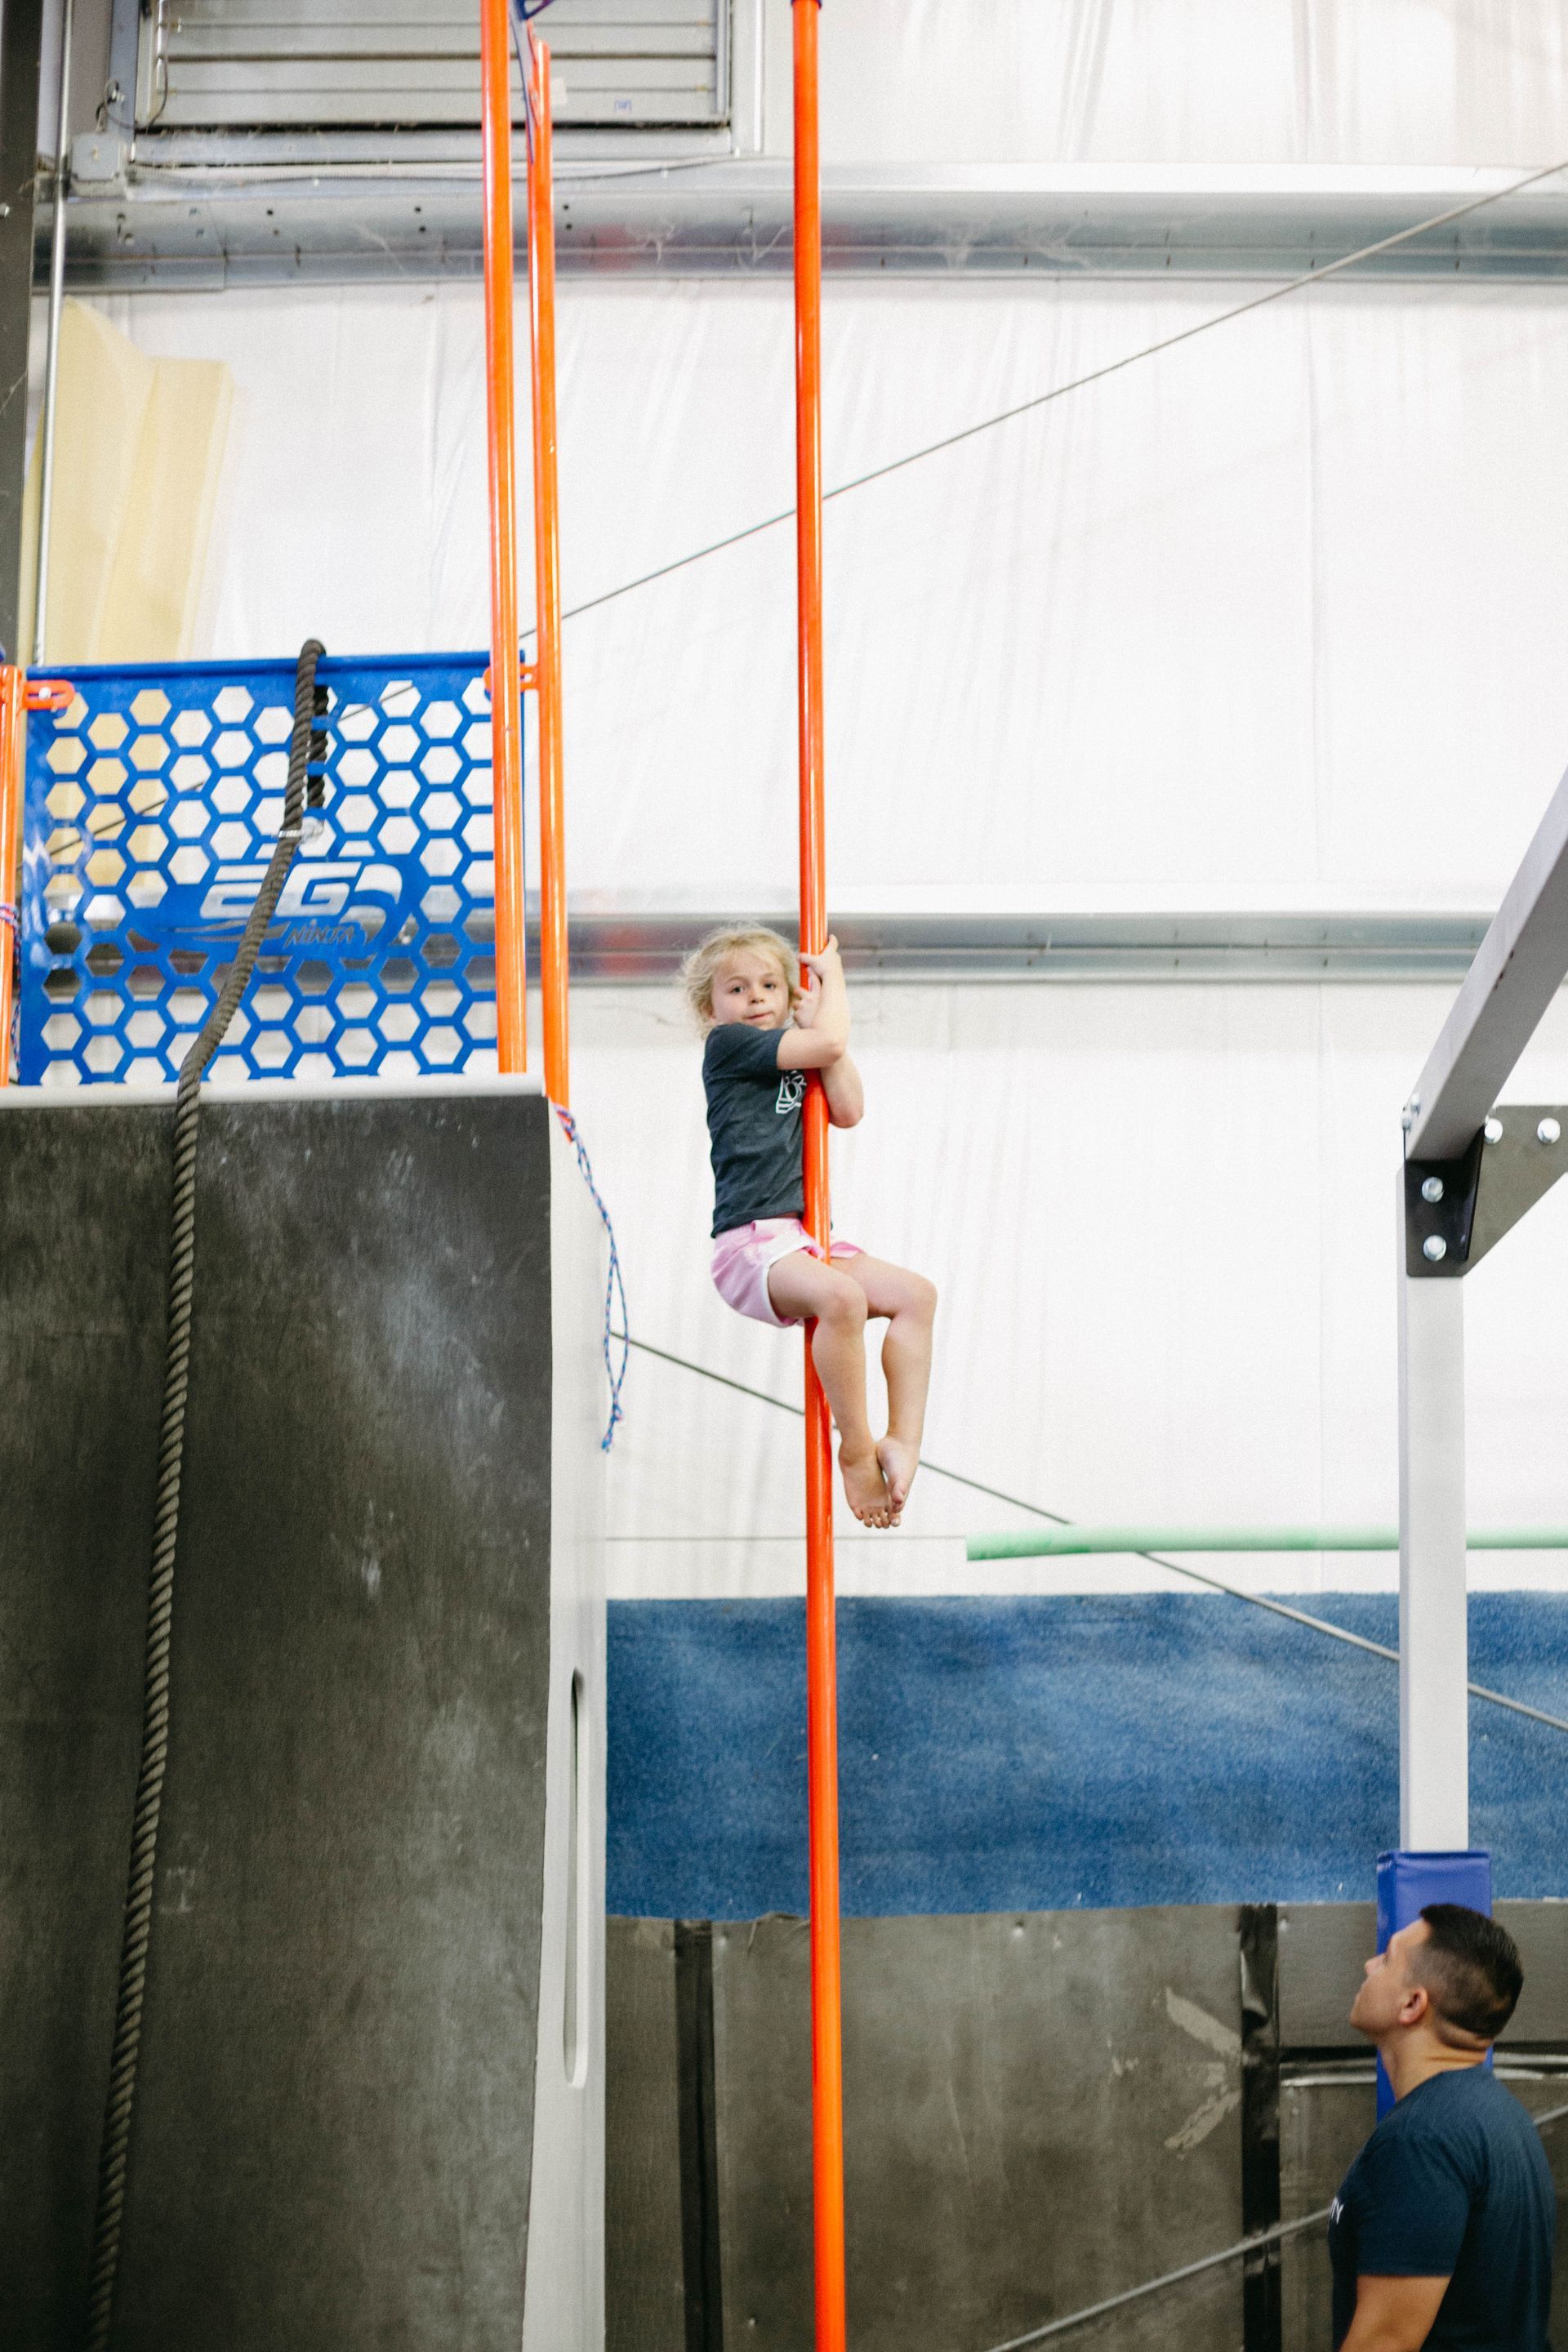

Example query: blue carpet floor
[606,1593,1568,1917]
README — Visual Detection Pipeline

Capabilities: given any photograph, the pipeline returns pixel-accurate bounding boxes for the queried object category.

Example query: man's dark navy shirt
[702,1022,806,1236]
[1329,2067,1555,2349]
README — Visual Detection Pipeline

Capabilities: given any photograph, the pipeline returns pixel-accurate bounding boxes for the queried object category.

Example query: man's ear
[1398,1980,1431,2029]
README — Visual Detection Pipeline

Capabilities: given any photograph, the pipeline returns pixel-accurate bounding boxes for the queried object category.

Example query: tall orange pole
[526,29,569,1108]
[480,0,527,1073]
[0,666,21,1087]
[793,7,847,2349]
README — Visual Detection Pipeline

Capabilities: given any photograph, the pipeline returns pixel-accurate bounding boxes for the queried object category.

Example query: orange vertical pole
[480,0,528,1073]
[792,7,847,2350]
[526,29,569,1108]
[0,666,20,1086]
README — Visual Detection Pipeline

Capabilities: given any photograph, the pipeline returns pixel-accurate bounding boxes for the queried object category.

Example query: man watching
[1330,1904,1555,2350]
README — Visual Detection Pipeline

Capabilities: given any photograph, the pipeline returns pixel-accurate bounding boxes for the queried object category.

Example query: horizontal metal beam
[43,159,1568,290]
[1405,760,1568,1156]
[555,906,1497,984]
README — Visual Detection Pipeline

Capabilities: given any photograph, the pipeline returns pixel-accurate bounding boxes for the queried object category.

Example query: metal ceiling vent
[137,0,728,131]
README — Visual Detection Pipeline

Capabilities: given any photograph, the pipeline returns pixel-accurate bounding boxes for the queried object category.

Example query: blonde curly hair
[680,924,801,1026]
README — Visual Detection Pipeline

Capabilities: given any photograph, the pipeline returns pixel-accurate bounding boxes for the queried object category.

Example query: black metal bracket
[1406,1108,1568,1276]
[1404,1127,1485,1277]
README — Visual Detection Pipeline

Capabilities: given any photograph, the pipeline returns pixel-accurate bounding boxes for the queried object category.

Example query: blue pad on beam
[1375,1847,1493,2114]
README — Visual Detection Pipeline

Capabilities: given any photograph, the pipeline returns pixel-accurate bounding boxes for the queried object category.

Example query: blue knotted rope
[554,1102,629,1450]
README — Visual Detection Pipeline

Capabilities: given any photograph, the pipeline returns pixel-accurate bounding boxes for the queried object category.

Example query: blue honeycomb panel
[19,653,504,1088]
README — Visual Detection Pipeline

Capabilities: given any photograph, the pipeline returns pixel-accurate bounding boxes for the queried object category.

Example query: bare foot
[876,1437,920,1526]
[840,1442,893,1528]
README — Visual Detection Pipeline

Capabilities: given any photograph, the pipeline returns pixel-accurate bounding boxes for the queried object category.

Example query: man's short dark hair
[1415,1904,1524,2042]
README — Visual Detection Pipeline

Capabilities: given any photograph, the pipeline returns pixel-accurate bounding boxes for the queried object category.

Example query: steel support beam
[1405,760,1568,1158]
[558,904,1499,984]
[1397,1257,1468,1850]
[0,0,42,657]
[38,163,1568,292]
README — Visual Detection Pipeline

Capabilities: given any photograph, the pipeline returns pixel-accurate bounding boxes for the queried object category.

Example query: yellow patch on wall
[18,300,233,663]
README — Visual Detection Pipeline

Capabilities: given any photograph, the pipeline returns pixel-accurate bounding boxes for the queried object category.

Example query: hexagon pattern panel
[20,655,503,1088]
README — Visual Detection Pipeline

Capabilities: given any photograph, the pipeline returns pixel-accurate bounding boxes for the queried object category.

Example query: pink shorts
[711,1217,864,1329]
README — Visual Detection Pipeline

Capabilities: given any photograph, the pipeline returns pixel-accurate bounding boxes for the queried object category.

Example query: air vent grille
[139,0,726,131]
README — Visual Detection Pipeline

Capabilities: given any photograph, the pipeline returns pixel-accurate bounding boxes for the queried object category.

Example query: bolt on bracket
[1466,1105,1568,1269]
[1404,1127,1484,1276]
[1405,1105,1568,1276]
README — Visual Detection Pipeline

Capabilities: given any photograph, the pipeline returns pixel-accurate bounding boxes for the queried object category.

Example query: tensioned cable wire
[970,2099,1568,2351]
[519,157,1568,641]
[977,2205,1334,2351]
[617,1333,1568,1740]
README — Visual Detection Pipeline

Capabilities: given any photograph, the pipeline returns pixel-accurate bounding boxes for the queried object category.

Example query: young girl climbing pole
[684,924,938,1531]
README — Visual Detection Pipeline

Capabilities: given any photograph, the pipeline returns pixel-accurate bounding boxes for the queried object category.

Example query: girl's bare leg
[835,1254,938,1521]
[766,1251,894,1528]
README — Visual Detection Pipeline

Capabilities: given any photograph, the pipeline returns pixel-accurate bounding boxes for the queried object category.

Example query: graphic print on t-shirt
[703,1019,808,1235]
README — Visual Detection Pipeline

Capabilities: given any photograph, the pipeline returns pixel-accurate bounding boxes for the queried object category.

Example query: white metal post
[1396,1229,1468,1849]
[1396,748,1568,1864]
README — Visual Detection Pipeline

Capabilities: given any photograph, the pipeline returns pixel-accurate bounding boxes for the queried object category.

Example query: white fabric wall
[574,978,1568,1598]
[68,263,1568,1596]
[96,276,1568,917]
[772,0,1568,167]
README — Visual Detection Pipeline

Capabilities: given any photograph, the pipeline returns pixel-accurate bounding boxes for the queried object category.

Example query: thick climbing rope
[617,1333,1568,1741]
[972,2100,1568,2350]
[553,1102,629,1449]
[82,638,327,2352]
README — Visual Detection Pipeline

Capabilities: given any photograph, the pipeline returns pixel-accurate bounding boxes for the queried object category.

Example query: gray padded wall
[608,1902,1568,2352]
[716,1909,1245,2352]
[608,1909,1245,2352]
[0,1080,605,2351]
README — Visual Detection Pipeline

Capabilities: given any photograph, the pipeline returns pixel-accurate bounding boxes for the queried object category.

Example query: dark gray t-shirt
[1329,2067,1555,2350]
[702,1022,807,1236]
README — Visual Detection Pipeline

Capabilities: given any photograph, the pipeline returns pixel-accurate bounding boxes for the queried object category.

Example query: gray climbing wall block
[0,1077,605,2352]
